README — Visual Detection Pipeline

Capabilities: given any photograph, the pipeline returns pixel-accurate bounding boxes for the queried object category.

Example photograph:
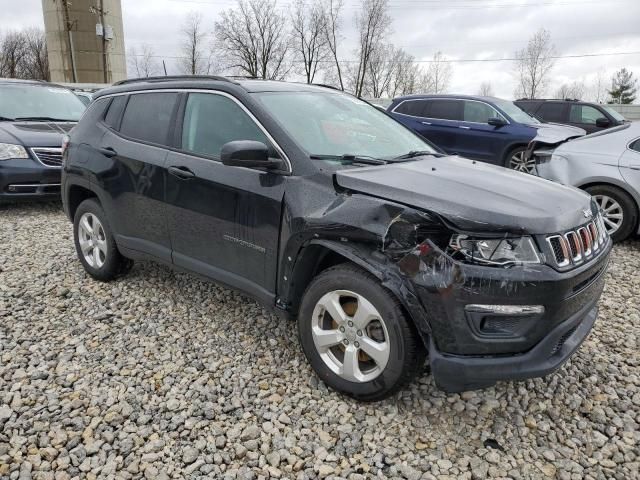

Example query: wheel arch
[66,183,99,221]
[578,180,640,232]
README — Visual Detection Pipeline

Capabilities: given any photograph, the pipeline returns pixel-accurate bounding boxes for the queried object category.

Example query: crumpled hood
[336,155,594,234]
[528,122,585,145]
[0,121,75,148]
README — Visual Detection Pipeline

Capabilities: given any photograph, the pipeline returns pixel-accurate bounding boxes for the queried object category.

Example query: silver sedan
[537,122,640,242]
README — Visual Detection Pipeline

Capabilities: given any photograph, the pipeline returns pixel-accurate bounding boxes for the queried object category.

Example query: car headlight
[448,234,541,267]
[0,143,29,161]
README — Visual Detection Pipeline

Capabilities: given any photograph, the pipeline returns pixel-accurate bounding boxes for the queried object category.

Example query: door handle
[459,126,471,130]
[168,166,195,180]
[421,121,432,125]
[630,165,640,171]
[96,146,117,157]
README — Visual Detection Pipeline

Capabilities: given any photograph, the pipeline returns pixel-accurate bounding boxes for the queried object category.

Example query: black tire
[73,198,133,281]
[504,146,532,173]
[298,264,426,401]
[585,184,638,242]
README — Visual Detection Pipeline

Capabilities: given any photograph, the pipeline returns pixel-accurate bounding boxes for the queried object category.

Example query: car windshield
[0,84,86,121]
[601,105,626,122]
[493,98,540,124]
[254,91,437,165]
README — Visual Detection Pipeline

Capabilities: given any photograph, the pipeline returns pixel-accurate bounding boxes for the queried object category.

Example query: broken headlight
[448,235,541,267]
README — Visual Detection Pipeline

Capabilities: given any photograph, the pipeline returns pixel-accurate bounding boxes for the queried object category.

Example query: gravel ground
[0,202,639,480]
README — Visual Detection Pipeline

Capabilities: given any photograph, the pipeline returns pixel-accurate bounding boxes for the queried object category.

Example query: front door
[165,92,286,303]
[456,100,509,164]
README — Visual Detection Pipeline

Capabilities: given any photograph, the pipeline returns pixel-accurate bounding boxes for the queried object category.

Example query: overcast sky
[6,0,640,99]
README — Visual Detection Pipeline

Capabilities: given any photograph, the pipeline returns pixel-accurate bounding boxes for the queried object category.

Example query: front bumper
[396,239,611,392]
[0,158,61,202]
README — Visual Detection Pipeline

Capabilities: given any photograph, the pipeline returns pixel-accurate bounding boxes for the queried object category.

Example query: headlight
[448,234,541,267]
[550,153,568,162]
[0,143,29,161]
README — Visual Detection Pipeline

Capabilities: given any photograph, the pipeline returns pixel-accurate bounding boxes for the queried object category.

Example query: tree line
[0,28,49,81]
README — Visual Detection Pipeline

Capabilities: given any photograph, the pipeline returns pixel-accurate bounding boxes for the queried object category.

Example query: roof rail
[113,75,238,86]
[310,83,342,91]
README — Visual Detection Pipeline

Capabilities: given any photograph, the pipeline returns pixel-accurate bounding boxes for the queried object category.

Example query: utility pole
[58,0,78,82]
[99,0,108,83]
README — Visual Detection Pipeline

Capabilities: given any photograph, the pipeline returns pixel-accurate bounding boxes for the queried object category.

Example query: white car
[537,123,640,242]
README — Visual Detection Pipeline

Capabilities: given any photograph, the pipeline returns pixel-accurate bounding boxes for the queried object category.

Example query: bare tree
[555,80,585,100]
[365,45,421,98]
[353,0,391,97]
[513,28,555,99]
[0,31,27,78]
[478,81,493,97]
[291,0,328,83]
[215,0,290,80]
[179,12,211,75]
[421,51,452,94]
[589,69,609,103]
[321,0,345,90]
[22,28,49,80]
[389,52,422,97]
[127,44,159,78]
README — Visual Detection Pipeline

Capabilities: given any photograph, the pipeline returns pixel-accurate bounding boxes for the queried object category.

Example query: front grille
[551,326,578,356]
[546,216,608,268]
[31,147,63,167]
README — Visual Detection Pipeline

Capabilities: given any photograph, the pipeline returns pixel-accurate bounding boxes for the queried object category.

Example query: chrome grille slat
[546,216,608,268]
[31,147,63,168]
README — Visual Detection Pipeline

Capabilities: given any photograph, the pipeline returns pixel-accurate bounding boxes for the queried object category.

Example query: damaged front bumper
[397,239,611,392]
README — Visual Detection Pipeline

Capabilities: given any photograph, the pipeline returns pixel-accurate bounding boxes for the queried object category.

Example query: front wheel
[586,185,638,242]
[506,147,535,174]
[298,264,426,401]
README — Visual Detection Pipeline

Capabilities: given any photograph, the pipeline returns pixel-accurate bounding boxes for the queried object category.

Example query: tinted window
[630,138,640,153]
[104,95,128,130]
[537,102,566,123]
[181,93,270,158]
[569,105,605,125]
[394,99,429,117]
[0,84,86,121]
[463,101,501,123]
[119,93,179,145]
[428,100,462,121]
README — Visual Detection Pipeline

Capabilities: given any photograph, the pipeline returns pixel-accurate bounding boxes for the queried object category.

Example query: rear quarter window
[104,95,128,130]
[119,92,180,145]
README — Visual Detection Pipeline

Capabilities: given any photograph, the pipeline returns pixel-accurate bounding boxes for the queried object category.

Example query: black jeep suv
[0,79,86,201]
[62,76,611,400]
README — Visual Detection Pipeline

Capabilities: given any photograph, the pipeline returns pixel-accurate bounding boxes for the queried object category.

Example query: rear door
[419,99,464,153]
[164,91,286,303]
[91,92,179,262]
[536,102,569,125]
[456,100,510,163]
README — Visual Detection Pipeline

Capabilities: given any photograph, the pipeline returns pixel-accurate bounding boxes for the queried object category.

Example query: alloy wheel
[78,212,107,268]
[311,290,390,383]
[509,150,536,174]
[594,194,624,235]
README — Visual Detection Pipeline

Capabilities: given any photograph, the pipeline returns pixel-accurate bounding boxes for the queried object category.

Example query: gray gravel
[1,202,639,480]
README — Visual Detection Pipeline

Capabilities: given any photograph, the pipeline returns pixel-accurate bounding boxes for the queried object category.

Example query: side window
[119,93,179,145]
[428,100,462,121]
[569,105,605,125]
[537,102,566,123]
[630,138,640,153]
[181,93,271,158]
[394,100,429,117]
[103,95,128,130]
[463,101,502,123]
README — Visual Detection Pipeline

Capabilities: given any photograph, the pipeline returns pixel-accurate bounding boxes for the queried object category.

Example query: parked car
[62,76,611,400]
[515,98,627,134]
[537,122,640,242]
[74,91,93,106]
[0,78,86,202]
[387,94,585,173]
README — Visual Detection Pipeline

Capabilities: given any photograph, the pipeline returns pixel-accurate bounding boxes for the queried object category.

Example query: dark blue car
[388,94,585,173]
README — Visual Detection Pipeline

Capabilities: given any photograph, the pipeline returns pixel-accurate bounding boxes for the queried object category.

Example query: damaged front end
[525,123,586,175]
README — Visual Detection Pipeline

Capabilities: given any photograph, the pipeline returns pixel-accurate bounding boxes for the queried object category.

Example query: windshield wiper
[310,154,387,165]
[0,116,15,121]
[14,116,76,122]
[392,150,446,160]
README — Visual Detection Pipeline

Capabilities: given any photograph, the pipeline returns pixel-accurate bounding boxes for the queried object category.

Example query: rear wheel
[298,264,426,401]
[506,146,535,173]
[73,198,133,281]
[585,184,638,242]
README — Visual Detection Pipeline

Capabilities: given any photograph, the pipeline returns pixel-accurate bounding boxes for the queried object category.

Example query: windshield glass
[494,98,540,124]
[601,105,626,122]
[0,84,86,121]
[254,91,436,164]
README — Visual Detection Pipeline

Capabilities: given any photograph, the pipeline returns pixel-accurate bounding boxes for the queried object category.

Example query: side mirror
[595,117,610,128]
[221,140,281,169]
[488,117,507,127]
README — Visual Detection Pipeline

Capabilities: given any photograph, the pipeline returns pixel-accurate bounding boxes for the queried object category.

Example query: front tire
[505,146,535,174]
[586,184,638,242]
[73,198,133,281]
[298,264,426,401]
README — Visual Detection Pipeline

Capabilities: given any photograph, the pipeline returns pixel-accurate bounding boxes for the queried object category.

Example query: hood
[335,155,594,234]
[0,121,75,148]
[528,122,585,145]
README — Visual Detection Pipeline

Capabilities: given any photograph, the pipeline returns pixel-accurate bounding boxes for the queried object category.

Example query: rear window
[394,99,429,117]
[119,93,179,145]
[537,102,566,123]
[428,99,462,121]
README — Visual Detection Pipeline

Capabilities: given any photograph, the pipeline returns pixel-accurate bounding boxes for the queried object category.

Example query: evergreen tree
[608,68,637,104]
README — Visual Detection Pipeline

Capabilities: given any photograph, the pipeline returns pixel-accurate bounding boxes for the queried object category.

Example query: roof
[0,78,69,89]
[392,93,501,102]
